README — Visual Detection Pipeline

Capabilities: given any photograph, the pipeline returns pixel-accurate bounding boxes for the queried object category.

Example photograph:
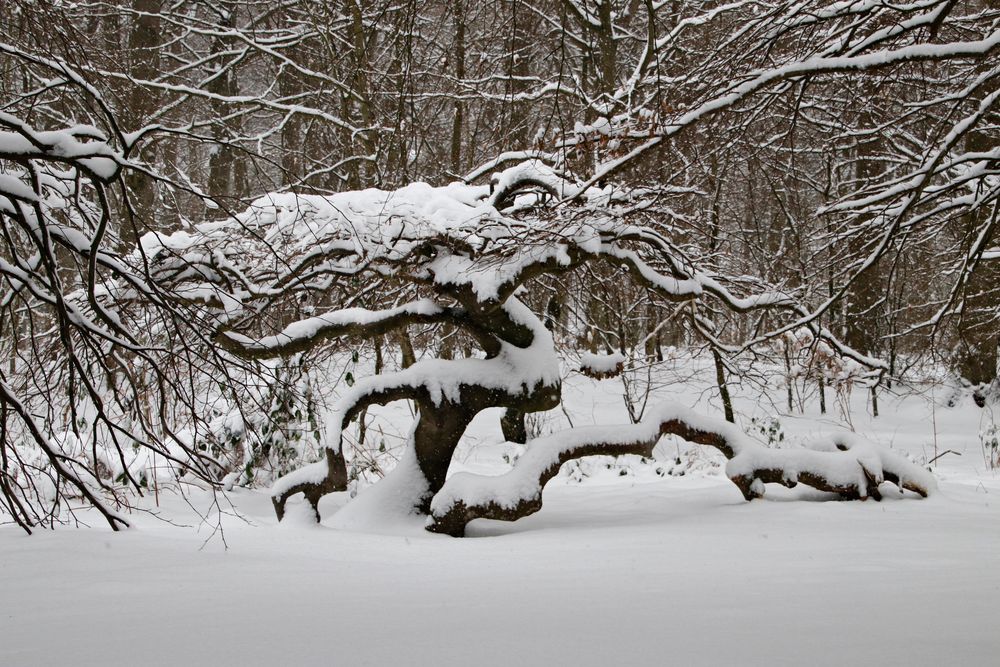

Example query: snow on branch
[463,151,562,184]
[0,115,122,182]
[148,160,874,377]
[428,403,935,536]
[216,299,447,359]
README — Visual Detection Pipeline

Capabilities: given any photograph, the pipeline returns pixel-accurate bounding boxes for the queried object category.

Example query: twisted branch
[427,403,934,536]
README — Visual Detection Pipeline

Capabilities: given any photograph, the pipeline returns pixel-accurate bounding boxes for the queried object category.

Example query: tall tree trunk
[712,348,735,423]
[450,0,466,174]
[123,0,161,239]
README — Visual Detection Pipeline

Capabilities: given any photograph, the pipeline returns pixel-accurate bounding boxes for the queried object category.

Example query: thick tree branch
[427,403,934,536]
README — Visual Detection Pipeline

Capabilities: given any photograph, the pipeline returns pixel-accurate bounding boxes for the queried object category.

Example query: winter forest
[1,1,998,664]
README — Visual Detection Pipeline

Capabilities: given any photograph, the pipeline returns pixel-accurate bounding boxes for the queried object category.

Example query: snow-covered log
[427,404,935,537]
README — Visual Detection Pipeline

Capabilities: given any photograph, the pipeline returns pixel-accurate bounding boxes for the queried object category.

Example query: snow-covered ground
[2,361,998,666]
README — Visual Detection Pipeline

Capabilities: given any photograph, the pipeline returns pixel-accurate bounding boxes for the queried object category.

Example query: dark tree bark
[712,348,735,423]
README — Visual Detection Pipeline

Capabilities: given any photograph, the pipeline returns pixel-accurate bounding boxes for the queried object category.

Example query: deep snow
[2,362,998,666]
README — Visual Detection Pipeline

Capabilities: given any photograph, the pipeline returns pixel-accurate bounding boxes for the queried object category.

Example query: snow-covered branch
[428,403,934,536]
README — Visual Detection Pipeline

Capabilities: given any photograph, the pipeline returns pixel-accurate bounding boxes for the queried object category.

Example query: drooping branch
[427,403,934,536]
[150,160,868,370]
[215,300,451,359]
[463,205,877,372]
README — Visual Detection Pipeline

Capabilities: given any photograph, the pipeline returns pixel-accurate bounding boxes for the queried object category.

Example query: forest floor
[2,359,999,666]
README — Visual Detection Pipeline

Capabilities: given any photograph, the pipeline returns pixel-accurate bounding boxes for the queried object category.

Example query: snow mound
[579,352,626,379]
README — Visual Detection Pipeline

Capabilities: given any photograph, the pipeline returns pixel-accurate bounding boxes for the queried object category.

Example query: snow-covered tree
[147,161,933,534]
